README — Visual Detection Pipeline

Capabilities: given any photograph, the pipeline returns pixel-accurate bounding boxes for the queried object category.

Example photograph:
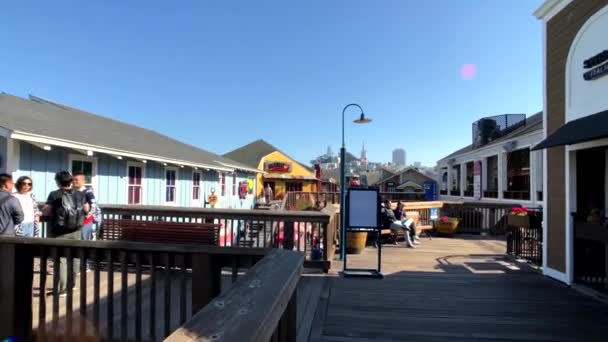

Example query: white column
[565,149,577,284]
[498,152,507,200]
[459,165,465,197]
[446,166,452,196]
[530,150,537,204]
[6,138,20,176]
[481,158,488,197]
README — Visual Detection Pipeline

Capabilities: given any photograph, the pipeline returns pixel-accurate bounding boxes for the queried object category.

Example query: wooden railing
[573,217,608,291]
[321,204,340,262]
[166,249,303,342]
[36,204,332,271]
[506,211,543,266]
[284,191,340,210]
[441,202,520,234]
[97,205,332,272]
[0,237,273,341]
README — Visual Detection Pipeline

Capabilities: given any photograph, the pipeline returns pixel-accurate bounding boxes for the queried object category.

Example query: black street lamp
[340,103,372,260]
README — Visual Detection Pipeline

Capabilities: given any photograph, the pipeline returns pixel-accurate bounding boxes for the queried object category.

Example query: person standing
[0,173,24,236]
[44,171,88,294]
[13,176,41,237]
[72,171,101,241]
[264,183,274,204]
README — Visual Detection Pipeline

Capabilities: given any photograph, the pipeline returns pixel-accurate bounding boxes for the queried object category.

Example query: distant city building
[413,161,422,168]
[392,148,406,166]
[326,145,334,158]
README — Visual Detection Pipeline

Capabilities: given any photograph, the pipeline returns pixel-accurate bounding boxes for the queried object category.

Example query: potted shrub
[434,216,460,236]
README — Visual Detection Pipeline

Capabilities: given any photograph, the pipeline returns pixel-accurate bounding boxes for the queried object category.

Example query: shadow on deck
[298,235,608,342]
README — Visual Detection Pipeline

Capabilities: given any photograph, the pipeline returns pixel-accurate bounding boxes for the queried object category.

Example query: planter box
[434,220,459,236]
[507,215,530,229]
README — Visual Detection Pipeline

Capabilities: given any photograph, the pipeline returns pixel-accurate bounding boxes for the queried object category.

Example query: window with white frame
[193,171,201,202]
[128,163,144,205]
[69,155,97,189]
[165,167,178,204]
[232,173,237,196]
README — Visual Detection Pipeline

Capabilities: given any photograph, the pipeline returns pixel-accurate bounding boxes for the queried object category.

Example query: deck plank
[313,235,608,342]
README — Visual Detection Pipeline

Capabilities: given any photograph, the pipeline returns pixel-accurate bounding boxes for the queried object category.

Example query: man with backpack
[0,173,24,236]
[44,171,89,294]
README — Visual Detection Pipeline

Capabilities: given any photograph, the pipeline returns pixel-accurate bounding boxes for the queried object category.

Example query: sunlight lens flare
[460,64,478,80]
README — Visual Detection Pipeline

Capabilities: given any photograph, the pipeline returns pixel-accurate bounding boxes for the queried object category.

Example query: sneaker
[414,236,421,241]
[413,240,420,245]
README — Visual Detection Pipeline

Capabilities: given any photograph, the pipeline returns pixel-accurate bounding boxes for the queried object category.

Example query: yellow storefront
[257,150,319,199]
[223,139,319,201]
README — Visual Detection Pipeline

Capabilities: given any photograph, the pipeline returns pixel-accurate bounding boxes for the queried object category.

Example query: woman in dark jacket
[393,200,403,220]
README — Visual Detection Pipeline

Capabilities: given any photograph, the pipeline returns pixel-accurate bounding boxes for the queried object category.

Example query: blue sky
[1,1,543,166]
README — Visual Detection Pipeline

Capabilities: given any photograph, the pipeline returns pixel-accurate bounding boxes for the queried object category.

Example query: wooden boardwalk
[304,235,608,342]
[27,236,608,341]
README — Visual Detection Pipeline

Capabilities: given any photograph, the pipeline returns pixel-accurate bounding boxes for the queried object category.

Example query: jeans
[49,229,81,292]
[82,222,95,241]
[17,222,36,237]
[390,221,414,246]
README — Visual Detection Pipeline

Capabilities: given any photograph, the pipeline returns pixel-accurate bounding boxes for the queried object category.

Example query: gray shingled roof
[223,139,314,172]
[439,112,543,161]
[223,139,278,169]
[0,93,254,171]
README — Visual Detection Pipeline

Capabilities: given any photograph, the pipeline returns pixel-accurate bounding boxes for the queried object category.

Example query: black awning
[532,110,608,150]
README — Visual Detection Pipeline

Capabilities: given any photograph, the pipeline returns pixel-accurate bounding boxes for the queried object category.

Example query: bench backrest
[101,218,220,246]
[404,211,421,225]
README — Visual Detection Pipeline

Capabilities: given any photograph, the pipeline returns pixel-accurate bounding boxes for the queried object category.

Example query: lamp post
[340,103,372,260]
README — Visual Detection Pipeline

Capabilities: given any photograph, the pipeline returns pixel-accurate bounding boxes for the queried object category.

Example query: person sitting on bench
[381,200,415,248]
[398,203,421,245]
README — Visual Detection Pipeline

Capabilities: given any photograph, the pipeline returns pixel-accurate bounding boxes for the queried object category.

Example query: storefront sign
[473,161,482,200]
[264,161,292,173]
[583,50,608,81]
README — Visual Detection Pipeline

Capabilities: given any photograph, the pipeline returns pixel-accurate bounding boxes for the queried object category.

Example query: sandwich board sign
[343,188,383,278]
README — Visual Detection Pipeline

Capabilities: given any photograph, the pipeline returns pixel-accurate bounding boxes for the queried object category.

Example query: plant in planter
[434,216,459,235]
[508,207,542,229]
[510,207,529,216]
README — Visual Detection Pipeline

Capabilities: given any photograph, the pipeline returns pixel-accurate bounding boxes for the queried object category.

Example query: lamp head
[354,113,372,124]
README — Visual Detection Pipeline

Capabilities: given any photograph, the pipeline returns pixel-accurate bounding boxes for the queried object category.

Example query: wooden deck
[302,235,608,342]
[27,236,608,341]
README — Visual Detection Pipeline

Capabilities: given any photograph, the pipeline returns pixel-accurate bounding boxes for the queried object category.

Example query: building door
[573,147,607,290]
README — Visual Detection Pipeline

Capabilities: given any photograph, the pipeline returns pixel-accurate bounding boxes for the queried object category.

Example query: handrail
[99,204,330,222]
[166,249,304,342]
[0,236,270,255]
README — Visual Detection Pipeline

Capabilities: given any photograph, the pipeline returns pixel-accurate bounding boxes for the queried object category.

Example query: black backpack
[54,189,86,233]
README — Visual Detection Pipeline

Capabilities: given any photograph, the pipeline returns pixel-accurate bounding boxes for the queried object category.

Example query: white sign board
[347,189,379,228]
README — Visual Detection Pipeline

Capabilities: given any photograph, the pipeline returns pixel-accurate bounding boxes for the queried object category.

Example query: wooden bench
[100,218,220,246]
[381,211,433,244]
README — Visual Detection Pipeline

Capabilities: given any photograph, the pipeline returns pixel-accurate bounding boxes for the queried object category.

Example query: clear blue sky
[1,1,543,166]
